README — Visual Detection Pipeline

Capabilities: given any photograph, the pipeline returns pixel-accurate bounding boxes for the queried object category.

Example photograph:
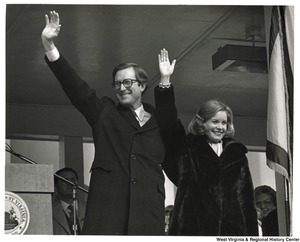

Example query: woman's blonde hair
[187,99,235,137]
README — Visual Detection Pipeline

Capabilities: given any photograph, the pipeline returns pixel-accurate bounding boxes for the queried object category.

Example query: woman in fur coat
[155,49,258,236]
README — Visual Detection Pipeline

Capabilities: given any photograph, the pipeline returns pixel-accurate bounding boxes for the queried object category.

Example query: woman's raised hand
[158,48,176,80]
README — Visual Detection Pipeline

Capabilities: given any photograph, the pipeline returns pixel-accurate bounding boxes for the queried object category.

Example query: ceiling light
[212,44,267,73]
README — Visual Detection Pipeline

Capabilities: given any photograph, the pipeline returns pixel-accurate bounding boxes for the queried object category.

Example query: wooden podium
[5,163,54,234]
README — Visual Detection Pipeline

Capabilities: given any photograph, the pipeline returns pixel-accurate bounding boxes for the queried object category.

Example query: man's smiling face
[114,67,145,110]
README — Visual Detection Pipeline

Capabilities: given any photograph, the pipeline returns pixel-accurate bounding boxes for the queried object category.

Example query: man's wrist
[45,47,60,62]
[41,37,55,51]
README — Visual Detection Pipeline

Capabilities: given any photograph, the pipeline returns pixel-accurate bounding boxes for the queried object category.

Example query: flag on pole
[266,6,294,235]
[266,6,294,181]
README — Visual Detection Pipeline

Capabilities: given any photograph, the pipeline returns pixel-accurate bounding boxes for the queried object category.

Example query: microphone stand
[72,184,78,235]
[6,143,88,235]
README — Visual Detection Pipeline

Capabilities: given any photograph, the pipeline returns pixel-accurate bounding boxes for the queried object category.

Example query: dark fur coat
[155,86,258,236]
[167,134,258,236]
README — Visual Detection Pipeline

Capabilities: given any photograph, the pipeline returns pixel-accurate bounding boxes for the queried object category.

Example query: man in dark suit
[42,11,166,235]
[52,168,85,235]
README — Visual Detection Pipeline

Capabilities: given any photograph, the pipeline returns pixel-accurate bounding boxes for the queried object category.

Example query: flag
[265,5,294,235]
[266,6,293,182]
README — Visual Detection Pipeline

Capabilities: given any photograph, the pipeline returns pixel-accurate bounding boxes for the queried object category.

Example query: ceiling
[6,4,268,120]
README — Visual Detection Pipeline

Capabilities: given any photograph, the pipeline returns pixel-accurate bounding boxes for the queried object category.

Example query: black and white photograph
[3,1,298,240]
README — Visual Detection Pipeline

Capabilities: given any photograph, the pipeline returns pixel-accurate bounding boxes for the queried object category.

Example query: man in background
[52,167,85,235]
[254,185,279,236]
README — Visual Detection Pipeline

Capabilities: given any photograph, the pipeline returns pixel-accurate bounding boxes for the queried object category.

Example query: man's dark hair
[112,62,148,94]
[54,167,79,186]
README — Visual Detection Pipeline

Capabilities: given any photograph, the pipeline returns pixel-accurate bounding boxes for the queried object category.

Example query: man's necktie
[68,205,80,235]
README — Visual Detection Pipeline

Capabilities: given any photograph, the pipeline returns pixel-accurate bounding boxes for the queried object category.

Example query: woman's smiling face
[204,110,228,143]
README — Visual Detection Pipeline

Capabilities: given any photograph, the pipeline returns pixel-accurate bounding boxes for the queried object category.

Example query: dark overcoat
[46,55,166,235]
[261,209,279,236]
[155,85,258,236]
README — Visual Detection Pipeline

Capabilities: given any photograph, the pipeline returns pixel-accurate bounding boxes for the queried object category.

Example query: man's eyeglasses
[255,199,273,208]
[113,79,140,90]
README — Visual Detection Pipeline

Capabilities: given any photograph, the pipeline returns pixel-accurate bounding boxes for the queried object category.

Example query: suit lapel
[139,103,158,131]
[117,103,140,129]
[52,196,71,234]
[78,201,85,229]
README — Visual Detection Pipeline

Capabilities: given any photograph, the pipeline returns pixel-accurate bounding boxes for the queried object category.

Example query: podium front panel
[5,163,54,235]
